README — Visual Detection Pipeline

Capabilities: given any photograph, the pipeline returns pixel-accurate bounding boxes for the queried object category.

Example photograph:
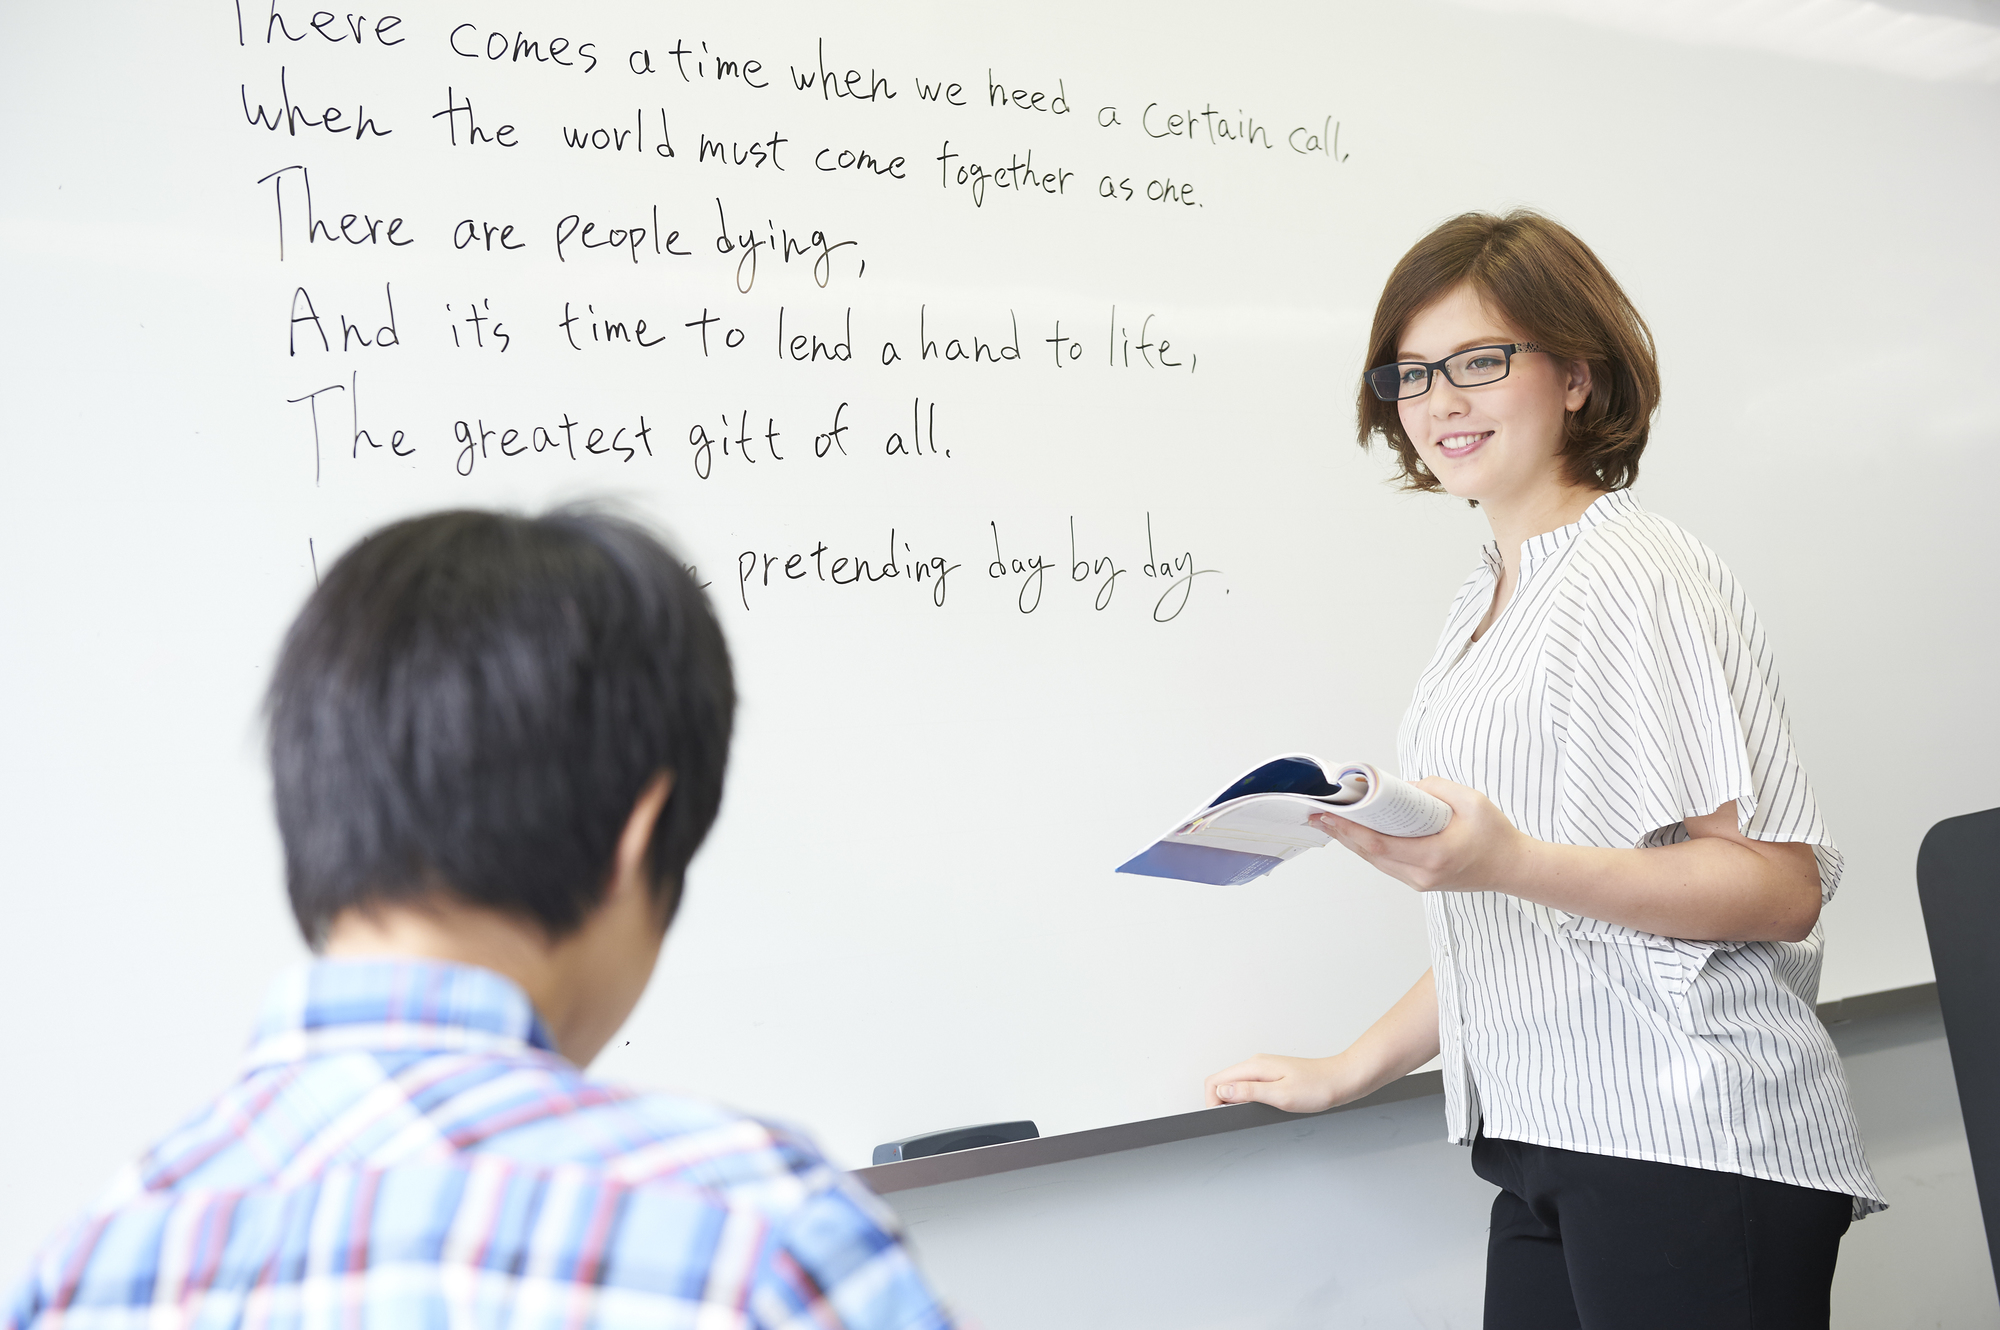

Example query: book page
[1327,765,1451,838]
[1171,795,1335,854]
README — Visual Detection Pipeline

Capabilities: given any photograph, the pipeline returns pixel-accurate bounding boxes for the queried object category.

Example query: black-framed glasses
[1364,343,1541,402]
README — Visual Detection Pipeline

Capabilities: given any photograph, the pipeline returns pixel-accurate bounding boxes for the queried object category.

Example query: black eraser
[872,1120,1039,1166]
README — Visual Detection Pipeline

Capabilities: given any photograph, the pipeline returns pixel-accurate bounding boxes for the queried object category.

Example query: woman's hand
[1204,1053,1359,1112]
[1204,972,1442,1116]
[1315,788,1822,942]
[1310,777,1526,893]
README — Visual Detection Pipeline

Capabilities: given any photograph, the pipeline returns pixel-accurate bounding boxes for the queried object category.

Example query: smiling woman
[1205,210,1881,1330]
[1356,212,1659,502]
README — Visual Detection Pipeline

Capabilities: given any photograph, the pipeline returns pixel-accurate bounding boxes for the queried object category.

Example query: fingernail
[1218,1085,1233,1099]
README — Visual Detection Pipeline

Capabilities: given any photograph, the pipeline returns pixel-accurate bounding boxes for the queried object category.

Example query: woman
[1204,211,1881,1329]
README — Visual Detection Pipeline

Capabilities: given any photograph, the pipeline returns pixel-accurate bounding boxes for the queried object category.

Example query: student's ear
[607,771,675,916]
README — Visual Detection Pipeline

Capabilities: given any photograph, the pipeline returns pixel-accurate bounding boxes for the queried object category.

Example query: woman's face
[1393,284,1592,510]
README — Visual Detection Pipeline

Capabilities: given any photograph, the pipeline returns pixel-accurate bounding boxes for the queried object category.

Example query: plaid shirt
[6,960,954,1330]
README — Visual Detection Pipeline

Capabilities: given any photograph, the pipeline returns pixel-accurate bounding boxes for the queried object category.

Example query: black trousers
[1473,1134,1852,1330]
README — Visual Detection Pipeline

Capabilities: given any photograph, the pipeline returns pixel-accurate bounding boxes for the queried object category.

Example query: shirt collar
[242,958,560,1071]
[1480,488,1640,575]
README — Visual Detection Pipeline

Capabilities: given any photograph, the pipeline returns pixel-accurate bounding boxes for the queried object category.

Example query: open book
[1116,754,1452,886]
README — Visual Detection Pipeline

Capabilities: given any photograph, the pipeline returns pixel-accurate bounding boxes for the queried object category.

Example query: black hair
[265,508,735,945]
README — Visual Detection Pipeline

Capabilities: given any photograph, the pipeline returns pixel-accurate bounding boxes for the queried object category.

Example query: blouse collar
[1481,488,1639,576]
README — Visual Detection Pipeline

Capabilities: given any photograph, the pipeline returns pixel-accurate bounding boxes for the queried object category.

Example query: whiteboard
[3,0,1997,1268]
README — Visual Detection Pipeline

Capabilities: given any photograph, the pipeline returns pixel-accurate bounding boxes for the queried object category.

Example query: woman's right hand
[1206,970,1441,1114]
[1203,1053,1358,1112]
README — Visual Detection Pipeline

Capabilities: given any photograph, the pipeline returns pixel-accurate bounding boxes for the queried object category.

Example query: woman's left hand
[1308,778,1527,894]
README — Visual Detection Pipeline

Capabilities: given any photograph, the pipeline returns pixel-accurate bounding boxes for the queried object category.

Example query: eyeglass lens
[1368,346,1516,401]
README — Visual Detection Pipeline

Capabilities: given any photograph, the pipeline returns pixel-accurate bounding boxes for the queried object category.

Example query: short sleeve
[749,1174,955,1330]
[1545,527,1842,904]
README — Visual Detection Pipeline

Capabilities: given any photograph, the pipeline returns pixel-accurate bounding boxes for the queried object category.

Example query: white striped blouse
[1397,488,1884,1216]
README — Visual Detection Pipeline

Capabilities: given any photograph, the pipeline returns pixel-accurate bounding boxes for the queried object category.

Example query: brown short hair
[1355,210,1659,494]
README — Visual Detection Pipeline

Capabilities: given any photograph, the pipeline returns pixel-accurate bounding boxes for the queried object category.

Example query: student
[5,510,953,1330]
[1204,212,1881,1328]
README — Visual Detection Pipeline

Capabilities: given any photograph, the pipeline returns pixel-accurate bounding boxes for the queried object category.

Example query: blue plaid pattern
[6,960,954,1330]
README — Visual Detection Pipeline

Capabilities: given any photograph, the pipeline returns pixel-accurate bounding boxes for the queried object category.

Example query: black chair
[1917,806,2000,1298]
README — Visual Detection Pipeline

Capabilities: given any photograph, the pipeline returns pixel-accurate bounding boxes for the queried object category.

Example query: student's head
[1356,210,1659,511]
[265,508,734,1055]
